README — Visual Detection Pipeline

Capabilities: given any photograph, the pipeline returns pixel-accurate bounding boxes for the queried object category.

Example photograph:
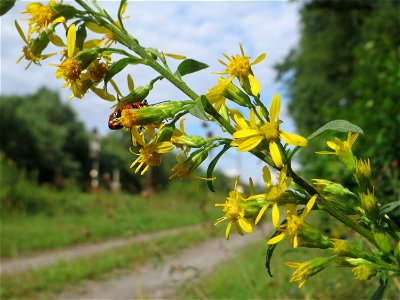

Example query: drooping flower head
[231,94,308,167]
[53,24,87,98]
[286,256,333,288]
[252,166,292,227]
[267,195,318,248]
[216,44,265,96]
[21,0,65,38]
[316,132,359,173]
[215,178,253,239]
[129,126,173,175]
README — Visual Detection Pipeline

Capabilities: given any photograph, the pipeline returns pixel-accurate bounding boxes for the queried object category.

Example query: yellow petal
[278,165,288,184]
[127,74,134,92]
[233,112,249,129]
[293,234,298,248]
[232,129,260,139]
[326,141,337,150]
[83,39,103,48]
[236,136,264,152]
[67,24,76,58]
[252,53,266,65]
[15,21,28,44]
[86,22,108,34]
[269,94,280,122]
[302,194,317,217]
[48,34,65,47]
[255,204,268,225]
[248,74,260,96]
[249,109,257,128]
[262,166,272,186]
[225,221,232,240]
[280,131,308,147]
[267,233,286,244]
[163,52,186,60]
[272,203,280,227]
[269,141,282,168]
[238,217,253,233]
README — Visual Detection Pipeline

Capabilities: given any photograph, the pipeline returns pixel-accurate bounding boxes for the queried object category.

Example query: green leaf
[307,119,364,141]
[370,276,388,300]
[0,0,16,16]
[176,59,209,77]
[189,97,209,121]
[75,23,87,50]
[206,145,230,192]
[104,57,142,88]
[380,201,400,215]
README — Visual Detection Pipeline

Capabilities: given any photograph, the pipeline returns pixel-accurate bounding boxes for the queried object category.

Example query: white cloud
[0,1,301,184]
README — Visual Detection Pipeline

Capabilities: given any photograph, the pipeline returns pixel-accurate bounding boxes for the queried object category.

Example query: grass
[0,228,215,299]
[176,236,400,300]
[1,182,223,257]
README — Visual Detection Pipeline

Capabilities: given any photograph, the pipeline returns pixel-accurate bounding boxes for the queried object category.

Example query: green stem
[288,165,377,246]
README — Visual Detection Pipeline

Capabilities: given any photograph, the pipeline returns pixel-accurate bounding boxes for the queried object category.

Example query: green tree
[276,0,400,202]
[0,88,91,186]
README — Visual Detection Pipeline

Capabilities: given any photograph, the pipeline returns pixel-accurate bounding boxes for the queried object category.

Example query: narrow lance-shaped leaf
[207,144,231,192]
[176,59,209,77]
[307,119,364,141]
[104,57,142,88]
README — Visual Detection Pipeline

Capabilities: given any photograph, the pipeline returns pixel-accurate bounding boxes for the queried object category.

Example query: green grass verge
[0,228,214,299]
[1,184,222,257]
[176,238,399,300]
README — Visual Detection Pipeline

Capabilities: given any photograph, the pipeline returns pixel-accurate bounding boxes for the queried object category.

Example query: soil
[57,224,271,299]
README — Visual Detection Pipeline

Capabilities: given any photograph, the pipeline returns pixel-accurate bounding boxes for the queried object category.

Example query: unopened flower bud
[170,147,210,179]
[76,47,101,70]
[352,264,377,281]
[156,124,174,143]
[312,179,356,197]
[172,135,207,148]
[356,158,372,192]
[359,191,379,220]
[373,230,393,255]
[330,239,381,263]
[117,101,192,127]
[224,82,252,108]
[286,256,334,288]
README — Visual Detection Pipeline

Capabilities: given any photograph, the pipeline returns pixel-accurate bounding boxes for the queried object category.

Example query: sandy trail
[57,224,271,299]
[0,224,203,276]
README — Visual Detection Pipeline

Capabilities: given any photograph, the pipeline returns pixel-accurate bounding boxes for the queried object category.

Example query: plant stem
[288,165,377,246]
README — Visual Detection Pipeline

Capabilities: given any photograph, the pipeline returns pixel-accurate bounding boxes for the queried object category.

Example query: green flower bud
[170,147,210,179]
[356,158,372,192]
[172,135,207,148]
[312,179,357,197]
[224,82,252,108]
[330,239,381,263]
[373,230,393,255]
[117,101,192,127]
[296,222,333,249]
[359,191,379,220]
[156,124,175,143]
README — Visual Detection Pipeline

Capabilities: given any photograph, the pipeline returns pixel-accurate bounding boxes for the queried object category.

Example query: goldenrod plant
[3,1,398,295]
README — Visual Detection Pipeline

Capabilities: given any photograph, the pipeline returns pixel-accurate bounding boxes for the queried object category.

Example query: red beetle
[108,100,148,130]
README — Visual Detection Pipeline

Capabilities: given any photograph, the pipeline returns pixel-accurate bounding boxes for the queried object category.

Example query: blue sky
[1,1,301,184]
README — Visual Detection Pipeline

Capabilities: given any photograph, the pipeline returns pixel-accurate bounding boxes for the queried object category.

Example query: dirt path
[0,224,203,276]
[57,224,271,299]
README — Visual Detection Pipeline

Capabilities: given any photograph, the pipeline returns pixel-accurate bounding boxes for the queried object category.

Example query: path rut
[0,224,203,276]
[57,224,271,299]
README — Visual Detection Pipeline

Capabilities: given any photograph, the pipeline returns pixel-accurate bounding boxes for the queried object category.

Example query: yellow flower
[253,166,292,227]
[215,178,253,239]
[129,126,173,175]
[267,195,317,248]
[216,43,265,96]
[286,256,333,288]
[53,24,86,98]
[21,0,65,38]
[231,94,308,167]
[206,77,231,113]
[15,21,56,69]
[316,132,358,173]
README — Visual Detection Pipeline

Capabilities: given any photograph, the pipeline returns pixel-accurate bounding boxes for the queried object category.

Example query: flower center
[29,5,55,31]
[88,62,108,82]
[226,55,251,78]
[58,57,81,81]
[286,215,302,235]
[260,122,280,141]
[140,146,161,166]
